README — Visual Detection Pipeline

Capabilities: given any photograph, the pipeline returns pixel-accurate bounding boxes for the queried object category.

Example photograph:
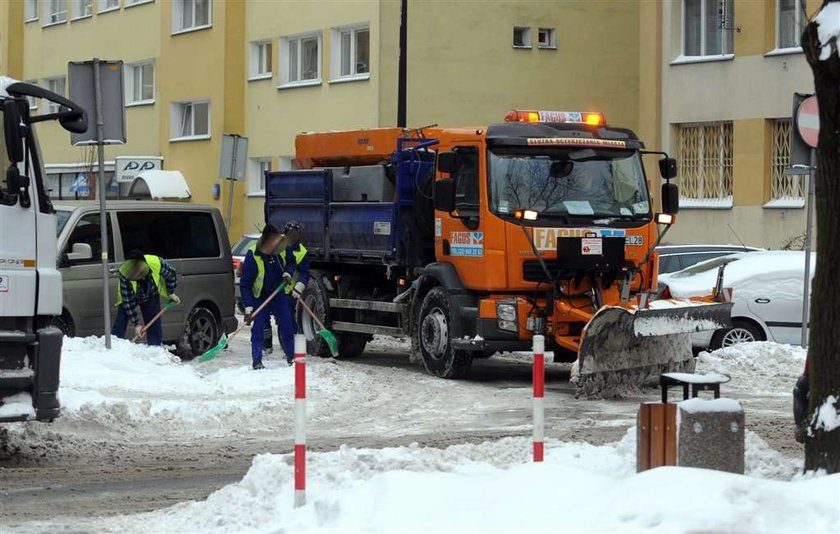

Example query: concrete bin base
[676,398,744,474]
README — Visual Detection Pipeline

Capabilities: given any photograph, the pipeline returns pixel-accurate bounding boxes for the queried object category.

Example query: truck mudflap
[571,301,732,398]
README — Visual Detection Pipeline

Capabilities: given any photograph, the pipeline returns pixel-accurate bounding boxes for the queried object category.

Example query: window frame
[64,211,115,265]
[125,61,156,107]
[278,32,323,89]
[44,76,67,114]
[172,0,213,36]
[247,157,272,196]
[98,0,121,14]
[169,100,211,142]
[249,40,273,81]
[452,146,481,220]
[125,0,154,8]
[675,0,735,63]
[25,0,39,22]
[330,23,371,82]
[774,0,806,52]
[43,0,68,27]
[537,27,556,49]
[71,0,94,20]
[766,118,806,208]
[513,26,532,49]
[675,121,734,209]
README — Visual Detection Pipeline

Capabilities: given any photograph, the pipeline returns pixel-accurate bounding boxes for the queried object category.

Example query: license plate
[625,236,643,247]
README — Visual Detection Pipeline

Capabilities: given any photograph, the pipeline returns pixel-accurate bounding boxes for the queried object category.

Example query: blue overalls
[239,246,296,365]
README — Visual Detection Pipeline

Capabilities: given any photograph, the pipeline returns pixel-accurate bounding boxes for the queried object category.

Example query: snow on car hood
[660,251,815,300]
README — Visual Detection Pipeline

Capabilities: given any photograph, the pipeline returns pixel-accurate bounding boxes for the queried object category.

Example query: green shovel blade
[317,328,339,357]
[198,333,229,362]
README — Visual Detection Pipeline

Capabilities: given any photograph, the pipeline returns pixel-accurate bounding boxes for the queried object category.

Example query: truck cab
[0,79,87,422]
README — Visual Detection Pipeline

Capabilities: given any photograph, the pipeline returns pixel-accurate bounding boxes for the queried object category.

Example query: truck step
[0,330,36,344]
[329,299,406,314]
[331,321,405,337]
[0,368,34,390]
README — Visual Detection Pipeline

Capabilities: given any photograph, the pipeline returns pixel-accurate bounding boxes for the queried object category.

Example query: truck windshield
[488,148,650,220]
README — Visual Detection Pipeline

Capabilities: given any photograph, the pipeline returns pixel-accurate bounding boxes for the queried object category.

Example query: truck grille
[523,260,560,282]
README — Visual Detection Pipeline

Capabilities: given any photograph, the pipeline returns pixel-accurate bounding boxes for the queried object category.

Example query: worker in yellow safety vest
[262,220,309,355]
[112,250,180,345]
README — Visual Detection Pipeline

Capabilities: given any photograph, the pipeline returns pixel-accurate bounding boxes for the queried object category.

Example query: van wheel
[181,307,220,360]
[418,287,472,379]
[299,274,333,358]
[50,314,75,337]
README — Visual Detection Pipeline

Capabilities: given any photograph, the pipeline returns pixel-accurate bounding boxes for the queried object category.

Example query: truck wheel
[418,287,472,378]
[337,333,369,359]
[299,275,333,358]
[50,314,75,337]
[180,307,220,360]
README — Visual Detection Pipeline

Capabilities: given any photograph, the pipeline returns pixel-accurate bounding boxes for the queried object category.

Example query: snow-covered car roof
[660,251,815,298]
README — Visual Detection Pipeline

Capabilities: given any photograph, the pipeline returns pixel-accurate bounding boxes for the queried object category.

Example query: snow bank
[696,341,806,390]
[56,336,294,436]
[99,432,836,534]
[816,2,840,60]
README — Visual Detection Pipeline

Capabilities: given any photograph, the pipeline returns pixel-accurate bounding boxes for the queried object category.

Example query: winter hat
[126,249,145,262]
[257,223,282,248]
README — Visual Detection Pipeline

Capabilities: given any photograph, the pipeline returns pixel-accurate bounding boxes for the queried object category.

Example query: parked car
[231,233,260,313]
[659,251,814,350]
[656,244,762,274]
[54,201,238,358]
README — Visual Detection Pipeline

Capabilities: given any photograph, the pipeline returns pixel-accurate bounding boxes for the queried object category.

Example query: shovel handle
[296,296,327,331]
[231,282,287,343]
[131,299,177,342]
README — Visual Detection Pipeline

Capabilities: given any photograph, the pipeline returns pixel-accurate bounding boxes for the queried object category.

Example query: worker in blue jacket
[239,224,296,369]
[262,220,310,352]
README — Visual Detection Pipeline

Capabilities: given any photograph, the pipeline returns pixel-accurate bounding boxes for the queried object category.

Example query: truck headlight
[497,302,518,331]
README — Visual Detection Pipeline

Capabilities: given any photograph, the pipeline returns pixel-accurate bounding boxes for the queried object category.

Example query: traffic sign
[797,96,819,148]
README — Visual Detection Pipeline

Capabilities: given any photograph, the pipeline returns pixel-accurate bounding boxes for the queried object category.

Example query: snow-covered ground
[2,336,825,532]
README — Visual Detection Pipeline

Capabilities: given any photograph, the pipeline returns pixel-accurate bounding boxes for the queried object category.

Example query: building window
[682,0,734,58]
[173,0,212,34]
[98,0,120,13]
[126,0,153,6]
[170,100,210,140]
[279,33,321,87]
[248,158,272,195]
[538,28,556,49]
[72,0,93,19]
[513,26,531,48]
[43,0,68,25]
[44,77,66,113]
[125,62,155,105]
[777,0,807,49]
[25,0,38,22]
[677,121,733,206]
[768,119,806,207]
[24,81,38,109]
[331,25,370,80]
[249,41,273,80]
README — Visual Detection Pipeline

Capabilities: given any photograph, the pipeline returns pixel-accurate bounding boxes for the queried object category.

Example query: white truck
[0,78,87,422]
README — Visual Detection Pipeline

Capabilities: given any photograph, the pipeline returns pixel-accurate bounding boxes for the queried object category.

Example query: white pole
[93,58,111,350]
[294,334,306,508]
[532,335,545,462]
[801,150,815,348]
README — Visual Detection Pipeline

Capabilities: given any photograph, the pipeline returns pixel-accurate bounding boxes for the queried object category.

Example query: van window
[118,211,221,260]
[65,212,114,263]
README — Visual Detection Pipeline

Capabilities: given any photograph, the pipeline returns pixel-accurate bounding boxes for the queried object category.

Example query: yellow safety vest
[115,254,169,306]
[281,244,308,294]
[248,243,267,298]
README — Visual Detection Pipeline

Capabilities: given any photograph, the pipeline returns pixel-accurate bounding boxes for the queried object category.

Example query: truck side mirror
[3,99,25,164]
[661,182,679,215]
[659,157,677,180]
[434,178,456,213]
[437,152,457,174]
[66,242,93,262]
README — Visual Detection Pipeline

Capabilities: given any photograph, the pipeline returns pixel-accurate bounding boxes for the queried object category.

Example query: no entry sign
[797,96,820,148]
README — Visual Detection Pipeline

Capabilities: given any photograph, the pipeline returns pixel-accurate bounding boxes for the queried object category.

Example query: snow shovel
[198,282,286,362]
[295,296,339,357]
[131,299,178,342]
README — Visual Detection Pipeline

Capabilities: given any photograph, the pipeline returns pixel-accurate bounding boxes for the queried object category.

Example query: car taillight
[658,284,671,299]
[232,258,241,274]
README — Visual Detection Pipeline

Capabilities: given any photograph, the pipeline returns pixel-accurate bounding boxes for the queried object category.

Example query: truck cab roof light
[504,110,606,126]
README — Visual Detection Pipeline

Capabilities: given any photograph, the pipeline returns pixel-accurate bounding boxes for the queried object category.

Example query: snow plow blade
[573,302,732,398]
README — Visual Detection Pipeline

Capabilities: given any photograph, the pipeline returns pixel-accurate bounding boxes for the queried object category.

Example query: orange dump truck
[265,110,732,395]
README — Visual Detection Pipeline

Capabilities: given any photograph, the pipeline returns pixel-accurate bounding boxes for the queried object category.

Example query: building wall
[660,0,816,248]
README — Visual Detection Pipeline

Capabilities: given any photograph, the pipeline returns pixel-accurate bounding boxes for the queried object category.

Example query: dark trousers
[112,298,163,346]
[263,296,298,349]
[251,292,295,364]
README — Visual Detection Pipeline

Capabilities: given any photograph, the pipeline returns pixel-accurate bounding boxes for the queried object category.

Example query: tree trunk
[801,0,840,474]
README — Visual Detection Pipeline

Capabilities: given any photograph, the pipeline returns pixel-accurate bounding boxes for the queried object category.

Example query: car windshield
[669,254,742,277]
[488,148,650,219]
[56,209,72,235]
[232,236,258,256]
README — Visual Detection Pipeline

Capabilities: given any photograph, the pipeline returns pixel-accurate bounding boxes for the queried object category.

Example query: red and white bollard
[294,334,306,508]
[532,335,545,462]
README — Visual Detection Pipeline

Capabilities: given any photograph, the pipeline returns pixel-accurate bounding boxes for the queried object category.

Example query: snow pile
[813,395,840,433]
[678,397,741,414]
[97,433,837,534]
[0,392,34,419]
[696,341,806,389]
[56,336,294,436]
[816,1,840,60]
